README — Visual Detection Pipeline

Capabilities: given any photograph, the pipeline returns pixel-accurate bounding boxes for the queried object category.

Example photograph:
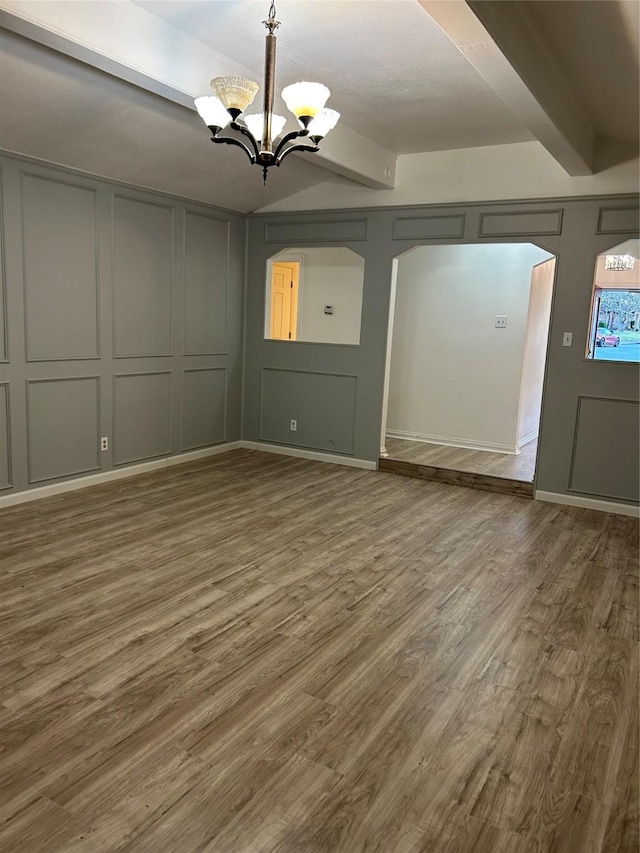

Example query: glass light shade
[281,82,330,120]
[194,96,231,129]
[307,108,340,139]
[243,112,287,142]
[210,76,259,113]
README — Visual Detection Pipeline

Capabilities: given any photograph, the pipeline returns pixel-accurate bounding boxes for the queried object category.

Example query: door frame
[380,242,558,483]
[264,254,305,340]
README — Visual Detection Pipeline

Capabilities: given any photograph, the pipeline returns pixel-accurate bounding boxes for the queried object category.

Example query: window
[265,248,364,345]
[586,240,640,363]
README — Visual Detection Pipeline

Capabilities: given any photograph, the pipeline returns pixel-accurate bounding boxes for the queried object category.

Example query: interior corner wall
[0,153,245,497]
[243,196,640,507]
[387,243,552,453]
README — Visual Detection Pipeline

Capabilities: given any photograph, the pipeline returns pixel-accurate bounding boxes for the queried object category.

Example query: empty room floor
[0,450,637,853]
[384,437,538,482]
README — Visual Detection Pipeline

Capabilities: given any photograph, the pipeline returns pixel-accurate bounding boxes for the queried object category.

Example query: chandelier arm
[230,122,261,160]
[272,129,309,161]
[275,142,320,166]
[210,134,257,164]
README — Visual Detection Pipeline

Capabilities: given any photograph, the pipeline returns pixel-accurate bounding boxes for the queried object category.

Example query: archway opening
[381,242,556,489]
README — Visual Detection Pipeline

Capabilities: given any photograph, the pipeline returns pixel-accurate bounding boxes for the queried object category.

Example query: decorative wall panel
[478,210,563,237]
[597,206,639,234]
[22,174,98,361]
[0,167,6,362]
[27,377,99,483]
[392,214,465,240]
[569,397,639,501]
[184,213,228,354]
[182,368,226,450]
[260,368,357,454]
[0,384,10,489]
[265,219,368,244]
[113,372,172,465]
[113,196,172,357]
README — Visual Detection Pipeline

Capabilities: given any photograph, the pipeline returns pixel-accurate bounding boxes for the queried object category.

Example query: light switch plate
[562,332,573,347]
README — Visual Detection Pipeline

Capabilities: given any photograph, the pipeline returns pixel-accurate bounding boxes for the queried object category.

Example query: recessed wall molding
[0,166,7,364]
[0,383,11,489]
[265,219,368,244]
[113,371,173,466]
[21,172,100,362]
[183,211,230,356]
[259,367,357,455]
[112,194,173,358]
[182,367,227,451]
[596,206,639,234]
[569,396,639,502]
[478,209,563,237]
[392,214,465,241]
[1,152,245,496]
[26,376,100,483]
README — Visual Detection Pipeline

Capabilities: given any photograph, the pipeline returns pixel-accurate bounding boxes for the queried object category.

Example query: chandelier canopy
[194,1,340,183]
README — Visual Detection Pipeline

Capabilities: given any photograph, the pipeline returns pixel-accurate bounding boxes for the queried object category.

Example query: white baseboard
[386,429,519,455]
[0,440,378,508]
[166,443,243,466]
[242,441,377,470]
[535,490,639,518]
[518,430,538,449]
[0,442,244,509]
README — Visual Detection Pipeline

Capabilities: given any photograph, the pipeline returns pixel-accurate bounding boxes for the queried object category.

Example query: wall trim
[518,430,538,449]
[242,440,377,470]
[386,429,519,455]
[0,442,243,508]
[535,490,639,518]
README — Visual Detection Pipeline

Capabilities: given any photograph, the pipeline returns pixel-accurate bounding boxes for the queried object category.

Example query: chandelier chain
[264,0,280,32]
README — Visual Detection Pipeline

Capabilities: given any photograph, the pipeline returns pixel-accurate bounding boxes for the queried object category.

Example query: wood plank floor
[0,449,638,853]
[385,437,538,482]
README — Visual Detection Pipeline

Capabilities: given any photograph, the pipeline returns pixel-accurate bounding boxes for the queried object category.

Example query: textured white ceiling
[133,0,532,153]
[0,0,636,212]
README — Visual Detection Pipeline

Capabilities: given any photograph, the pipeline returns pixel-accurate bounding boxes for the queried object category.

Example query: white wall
[517,259,555,446]
[271,248,364,345]
[257,141,640,212]
[387,243,553,452]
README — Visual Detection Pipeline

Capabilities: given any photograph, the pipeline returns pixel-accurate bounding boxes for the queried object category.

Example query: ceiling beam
[0,0,395,189]
[420,0,595,176]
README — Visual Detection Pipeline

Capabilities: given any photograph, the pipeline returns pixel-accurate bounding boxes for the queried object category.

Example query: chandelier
[194,1,340,183]
[605,254,636,271]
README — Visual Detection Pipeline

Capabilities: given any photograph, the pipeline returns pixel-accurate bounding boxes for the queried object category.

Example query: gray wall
[245,199,640,506]
[1,149,638,509]
[0,154,245,495]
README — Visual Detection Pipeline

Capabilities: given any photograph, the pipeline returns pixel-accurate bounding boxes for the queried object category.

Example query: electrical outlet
[290,419,297,432]
[495,315,508,328]
[562,332,573,347]
[101,436,109,451]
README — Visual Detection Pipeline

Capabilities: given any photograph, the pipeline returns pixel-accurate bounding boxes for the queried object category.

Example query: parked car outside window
[596,328,621,347]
